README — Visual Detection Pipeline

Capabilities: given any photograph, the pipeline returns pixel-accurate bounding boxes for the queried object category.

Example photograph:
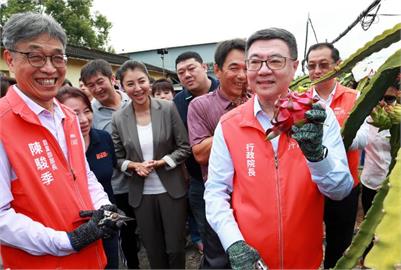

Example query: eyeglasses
[9,49,67,68]
[383,95,397,104]
[245,55,295,71]
[306,62,334,71]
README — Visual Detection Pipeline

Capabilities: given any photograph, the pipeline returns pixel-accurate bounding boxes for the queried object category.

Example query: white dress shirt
[360,117,391,190]
[0,86,110,256]
[312,83,369,150]
[204,94,353,250]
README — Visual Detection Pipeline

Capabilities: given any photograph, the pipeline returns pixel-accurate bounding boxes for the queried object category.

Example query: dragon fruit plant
[265,91,319,140]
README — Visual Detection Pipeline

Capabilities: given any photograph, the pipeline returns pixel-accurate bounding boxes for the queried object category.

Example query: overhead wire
[331,0,382,44]
[361,2,381,30]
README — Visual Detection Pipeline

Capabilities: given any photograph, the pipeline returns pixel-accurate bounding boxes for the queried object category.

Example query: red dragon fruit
[266,91,319,140]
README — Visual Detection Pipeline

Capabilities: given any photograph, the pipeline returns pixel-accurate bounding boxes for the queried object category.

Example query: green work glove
[292,103,327,162]
[227,240,262,270]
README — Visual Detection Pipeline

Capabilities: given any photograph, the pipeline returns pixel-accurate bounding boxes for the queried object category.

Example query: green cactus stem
[313,23,401,85]
[364,144,401,269]
[341,49,401,150]
[333,178,389,269]
[334,125,400,269]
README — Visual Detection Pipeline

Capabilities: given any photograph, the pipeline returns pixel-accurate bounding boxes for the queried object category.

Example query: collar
[89,128,101,146]
[13,85,65,119]
[254,95,263,117]
[215,87,235,110]
[253,94,273,120]
[92,90,130,110]
[312,82,338,102]
[183,76,220,102]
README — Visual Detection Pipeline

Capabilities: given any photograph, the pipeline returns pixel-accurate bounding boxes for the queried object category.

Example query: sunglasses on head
[383,95,397,104]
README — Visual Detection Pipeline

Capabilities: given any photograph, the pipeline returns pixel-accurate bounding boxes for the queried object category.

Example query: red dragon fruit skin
[266,91,319,140]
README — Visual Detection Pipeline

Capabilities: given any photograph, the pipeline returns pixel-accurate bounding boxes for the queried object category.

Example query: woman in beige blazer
[111,60,191,269]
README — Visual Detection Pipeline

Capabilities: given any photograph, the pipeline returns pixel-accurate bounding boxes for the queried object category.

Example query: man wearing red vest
[204,28,353,269]
[0,12,120,269]
[306,43,368,269]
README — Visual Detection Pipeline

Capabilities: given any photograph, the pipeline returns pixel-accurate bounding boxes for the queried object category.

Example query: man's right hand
[227,240,264,270]
[67,209,105,251]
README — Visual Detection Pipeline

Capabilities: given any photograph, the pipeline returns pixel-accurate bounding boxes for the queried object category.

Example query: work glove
[80,204,124,239]
[292,103,327,162]
[99,204,118,212]
[227,240,264,270]
[67,208,105,251]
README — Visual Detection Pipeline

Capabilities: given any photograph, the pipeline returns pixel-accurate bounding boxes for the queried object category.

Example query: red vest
[0,88,106,269]
[329,84,360,187]
[220,96,324,269]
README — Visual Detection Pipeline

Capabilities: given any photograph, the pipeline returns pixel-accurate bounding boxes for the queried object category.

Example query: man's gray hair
[2,12,67,51]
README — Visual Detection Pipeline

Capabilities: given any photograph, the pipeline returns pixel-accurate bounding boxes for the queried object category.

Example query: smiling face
[62,97,93,137]
[3,33,66,110]
[246,39,298,104]
[215,49,247,101]
[121,68,151,106]
[84,72,115,105]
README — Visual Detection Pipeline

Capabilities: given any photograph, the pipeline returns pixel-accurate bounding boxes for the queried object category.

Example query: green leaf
[1,0,113,51]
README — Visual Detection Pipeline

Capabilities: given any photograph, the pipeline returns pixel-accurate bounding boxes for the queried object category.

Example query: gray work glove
[291,103,327,162]
[227,240,262,270]
[99,204,118,212]
[67,208,105,251]
[80,204,123,239]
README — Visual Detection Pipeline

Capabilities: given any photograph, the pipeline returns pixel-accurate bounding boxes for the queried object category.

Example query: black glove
[100,204,126,230]
[81,204,123,239]
[67,208,105,251]
[99,204,118,212]
[292,103,327,162]
[227,240,262,270]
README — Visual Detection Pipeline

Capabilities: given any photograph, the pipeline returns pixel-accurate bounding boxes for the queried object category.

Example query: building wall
[1,49,166,87]
[125,43,218,77]
[64,58,121,87]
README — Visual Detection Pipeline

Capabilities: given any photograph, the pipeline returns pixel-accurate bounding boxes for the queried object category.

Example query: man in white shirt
[0,12,119,269]
[204,27,353,269]
[306,42,368,269]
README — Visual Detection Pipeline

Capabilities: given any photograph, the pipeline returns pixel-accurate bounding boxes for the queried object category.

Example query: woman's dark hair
[151,78,174,96]
[56,86,93,112]
[1,75,17,97]
[116,60,149,87]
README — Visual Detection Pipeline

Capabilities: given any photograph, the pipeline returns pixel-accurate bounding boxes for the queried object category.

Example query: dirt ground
[120,240,202,269]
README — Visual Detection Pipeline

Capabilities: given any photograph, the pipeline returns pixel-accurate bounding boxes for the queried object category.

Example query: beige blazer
[111,97,191,207]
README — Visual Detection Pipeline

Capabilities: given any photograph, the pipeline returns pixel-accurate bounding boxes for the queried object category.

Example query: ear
[201,63,208,73]
[336,59,342,66]
[292,59,299,71]
[111,74,116,85]
[213,64,222,80]
[3,50,16,73]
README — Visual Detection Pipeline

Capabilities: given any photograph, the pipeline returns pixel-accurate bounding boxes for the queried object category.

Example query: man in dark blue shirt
[174,51,221,268]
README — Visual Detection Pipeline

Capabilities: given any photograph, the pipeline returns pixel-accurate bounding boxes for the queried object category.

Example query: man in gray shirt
[80,59,139,269]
